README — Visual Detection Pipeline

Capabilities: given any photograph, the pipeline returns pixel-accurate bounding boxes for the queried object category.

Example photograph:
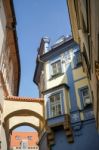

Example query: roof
[33,36,77,85]
[3,0,21,95]
[5,95,44,103]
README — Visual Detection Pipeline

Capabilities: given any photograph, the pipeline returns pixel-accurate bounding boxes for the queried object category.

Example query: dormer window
[51,60,62,76]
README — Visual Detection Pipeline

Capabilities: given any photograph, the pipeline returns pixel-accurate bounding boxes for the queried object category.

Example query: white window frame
[49,92,63,118]
[81,87,91,107]
[51,60,62,76]
[75,51,82,66]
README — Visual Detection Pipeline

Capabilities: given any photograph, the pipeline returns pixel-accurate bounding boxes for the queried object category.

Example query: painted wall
[44,44,91,117]
[39,133,49,150]
[51,121,99,150]
[39,39,99,150]
[1,126,7,150]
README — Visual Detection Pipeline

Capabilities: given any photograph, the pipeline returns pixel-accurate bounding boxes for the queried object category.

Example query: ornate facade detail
[46,126,55,147]
[64,114,74,143]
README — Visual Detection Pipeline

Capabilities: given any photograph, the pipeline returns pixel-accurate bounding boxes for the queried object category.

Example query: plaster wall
[4,100,43,119]
[1,125,7,150]
[9,116,39,130]
[72,67,86,81]
[51,122,99,150]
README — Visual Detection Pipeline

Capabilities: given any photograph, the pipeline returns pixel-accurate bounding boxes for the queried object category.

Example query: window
[50,93,62,117]
[81,87,91,107]
[65,51,71,64]
[75,51,82,67]
[28,136,32,140]
[51,60,62,76]
[15,136,20,140]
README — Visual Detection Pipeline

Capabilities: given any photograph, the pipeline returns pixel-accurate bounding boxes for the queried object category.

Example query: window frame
[79,86,92,109]
[51,59,62,77]
[74,51,82,67]
[15,136,20,140]
[49,92,63,118]
[27,136,32,140]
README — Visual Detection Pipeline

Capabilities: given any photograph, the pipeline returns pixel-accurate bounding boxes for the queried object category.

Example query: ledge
[49,73,64,81]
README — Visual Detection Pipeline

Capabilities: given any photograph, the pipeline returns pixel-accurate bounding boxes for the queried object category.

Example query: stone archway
[4,109,44,122]
[3,96,44,150]
[10,122,39,132]
[9,116,40,132]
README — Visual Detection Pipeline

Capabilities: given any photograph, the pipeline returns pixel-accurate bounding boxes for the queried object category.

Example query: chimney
[43,36,50,53]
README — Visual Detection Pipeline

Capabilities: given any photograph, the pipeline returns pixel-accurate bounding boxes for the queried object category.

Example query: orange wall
[10,131,38,147]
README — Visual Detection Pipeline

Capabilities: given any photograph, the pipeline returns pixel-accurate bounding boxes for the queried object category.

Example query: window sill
[47,114,65,127]
[49,73,64,81]
[48,114,65,120]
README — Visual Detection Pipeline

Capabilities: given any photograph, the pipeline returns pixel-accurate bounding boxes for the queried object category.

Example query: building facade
[10,131,39,150]
[0,0,20,149]
[67,0,99,130]
[34,36,99,150]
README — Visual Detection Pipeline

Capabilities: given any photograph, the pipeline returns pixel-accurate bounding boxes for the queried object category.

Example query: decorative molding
[5,95,44,103]
[46,126,55,147]
[64,114,74,143]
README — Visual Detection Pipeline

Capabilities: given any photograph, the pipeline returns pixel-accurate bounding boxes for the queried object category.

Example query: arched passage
[10,122,39,132]
[4,109,44,122]
[9,116,40,132]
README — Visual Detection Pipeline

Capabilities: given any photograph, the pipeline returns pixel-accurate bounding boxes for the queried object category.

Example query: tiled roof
[5,95,44,103]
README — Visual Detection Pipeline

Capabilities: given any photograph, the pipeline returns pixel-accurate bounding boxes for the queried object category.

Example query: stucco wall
[39,133,49,150]
[1,125,7,150]
[52,121,99,150]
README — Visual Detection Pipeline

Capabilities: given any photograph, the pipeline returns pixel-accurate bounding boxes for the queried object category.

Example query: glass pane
[52,63,57,75]
[50,93,62,117]
[56,104,61,115]
[50,96,54,103]
[76,52,81,64]
[52,106,55,117]
[57,61,62,73]
[58,105,61,115]
[83,89,89,96]
[55,93,60,101]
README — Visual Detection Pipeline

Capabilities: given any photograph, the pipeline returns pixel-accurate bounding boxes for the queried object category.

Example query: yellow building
[67,0,99,130]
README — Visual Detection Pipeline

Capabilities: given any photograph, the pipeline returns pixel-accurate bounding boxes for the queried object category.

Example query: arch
[4,109,44,122]
[4,100,44,120]
[10,122,40,133]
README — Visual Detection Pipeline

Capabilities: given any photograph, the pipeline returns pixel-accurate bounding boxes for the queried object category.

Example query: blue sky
[13,0,71,131]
